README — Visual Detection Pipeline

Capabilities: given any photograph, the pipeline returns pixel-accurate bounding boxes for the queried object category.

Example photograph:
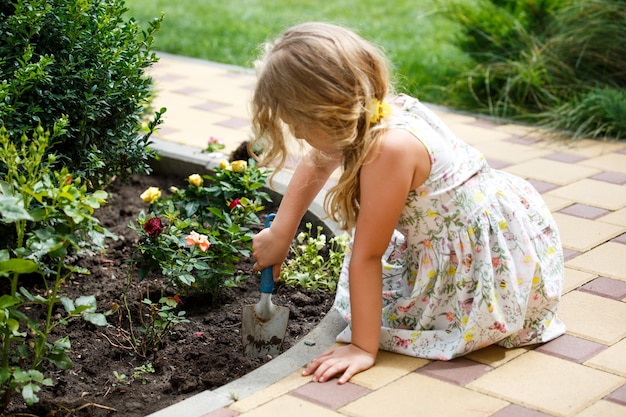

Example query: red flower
[144,217,164,237]
[228,198,242,210]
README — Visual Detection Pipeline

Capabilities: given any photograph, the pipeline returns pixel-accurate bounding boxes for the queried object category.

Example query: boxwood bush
[0,0,165,187]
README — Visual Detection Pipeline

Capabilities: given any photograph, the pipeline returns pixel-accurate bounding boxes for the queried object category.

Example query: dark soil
[3,173,335,417]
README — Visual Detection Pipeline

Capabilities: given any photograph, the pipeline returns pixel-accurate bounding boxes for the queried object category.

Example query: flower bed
[2,172,336,416]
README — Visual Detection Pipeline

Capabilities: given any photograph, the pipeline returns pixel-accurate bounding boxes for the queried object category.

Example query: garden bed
[3,173,335,417]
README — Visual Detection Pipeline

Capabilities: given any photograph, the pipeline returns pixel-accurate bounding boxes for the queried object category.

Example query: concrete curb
[146,139,347,417]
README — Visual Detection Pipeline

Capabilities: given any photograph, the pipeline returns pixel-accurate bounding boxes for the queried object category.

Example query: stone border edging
[145,139,346,417]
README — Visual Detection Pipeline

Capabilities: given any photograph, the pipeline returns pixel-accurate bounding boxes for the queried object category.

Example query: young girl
[250,22,566,384]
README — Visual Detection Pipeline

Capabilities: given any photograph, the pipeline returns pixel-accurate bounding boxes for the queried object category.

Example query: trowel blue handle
[260,214,276,294]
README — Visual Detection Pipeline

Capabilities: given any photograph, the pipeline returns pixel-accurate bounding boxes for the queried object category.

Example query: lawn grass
[124,0,471,104]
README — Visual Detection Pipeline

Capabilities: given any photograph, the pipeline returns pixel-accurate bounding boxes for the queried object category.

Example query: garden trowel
[242,214,289,358]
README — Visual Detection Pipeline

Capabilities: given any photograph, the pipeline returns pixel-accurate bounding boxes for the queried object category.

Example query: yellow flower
[499,220,508,230]
[219,159,231,170]
[368,98,391,123]
[231,160,247,173]
[140,186,161,203]
[463,332,474,342]
[188,173,203,187]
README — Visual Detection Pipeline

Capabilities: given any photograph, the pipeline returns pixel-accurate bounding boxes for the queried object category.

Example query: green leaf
[6,317,21,334]
[0,294,20,309]
[60,296,76,313]
[75,295,97,313]
[53,336,71,351]
[0,258,39,274]
[179,273,195,285]
[0,195,33,222]
[12,368,29,383]
[84,312,109,327]
[0,365,11,385]
[48,350,73,370]
[22,382,41,405]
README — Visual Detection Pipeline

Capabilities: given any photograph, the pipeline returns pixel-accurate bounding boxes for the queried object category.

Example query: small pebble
[304,340,316,346]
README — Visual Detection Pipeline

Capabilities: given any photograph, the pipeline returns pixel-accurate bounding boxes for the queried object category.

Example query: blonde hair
[251,22,393,230]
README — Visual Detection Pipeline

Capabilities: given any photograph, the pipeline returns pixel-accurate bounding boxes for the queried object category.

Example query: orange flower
[185,231,210,252]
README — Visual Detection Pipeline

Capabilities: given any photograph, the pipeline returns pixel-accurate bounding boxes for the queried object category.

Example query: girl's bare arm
[253,148,340,276]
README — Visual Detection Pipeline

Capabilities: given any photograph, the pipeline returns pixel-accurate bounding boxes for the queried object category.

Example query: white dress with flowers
[333,95,566,360]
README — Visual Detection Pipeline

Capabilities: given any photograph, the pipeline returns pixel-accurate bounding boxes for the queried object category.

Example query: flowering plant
[280,222,349,291]
[0,122,115,406]
[204,136,225,153]
[131,159,271,302]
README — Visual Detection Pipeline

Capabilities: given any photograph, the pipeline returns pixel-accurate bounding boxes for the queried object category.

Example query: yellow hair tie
[368,98,391,124]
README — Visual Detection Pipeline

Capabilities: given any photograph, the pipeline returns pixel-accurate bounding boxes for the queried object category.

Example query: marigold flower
[231,160,247,172]
[228,198,242,210]
[144,217,164,237]
[140,186,161,203]
[188,173,203,187]
[185,230,210,252]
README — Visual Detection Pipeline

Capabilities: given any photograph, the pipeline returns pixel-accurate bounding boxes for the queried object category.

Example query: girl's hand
[252,226,291,280]
[302,344,376,384]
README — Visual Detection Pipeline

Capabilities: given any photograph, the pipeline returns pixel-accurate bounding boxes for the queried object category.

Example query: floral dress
[333,95,566,360]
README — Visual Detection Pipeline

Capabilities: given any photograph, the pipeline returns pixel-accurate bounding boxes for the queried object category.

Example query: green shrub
[439,0,626,140]
[547,0,626,88]
[0,0,165,187]
[544,87,626,140]
[442,0,561,59]
[439,0,564,116]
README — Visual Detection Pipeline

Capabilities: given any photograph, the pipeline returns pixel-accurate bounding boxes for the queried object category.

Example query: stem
[33,258,65,369]
[122,261,143,356]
